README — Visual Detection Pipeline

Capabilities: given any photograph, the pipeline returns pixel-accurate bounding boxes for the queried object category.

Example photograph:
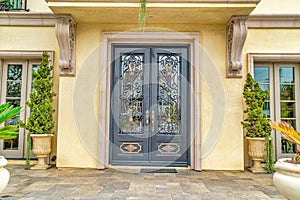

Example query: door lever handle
[151,110,155,132]
[145,110,149,126]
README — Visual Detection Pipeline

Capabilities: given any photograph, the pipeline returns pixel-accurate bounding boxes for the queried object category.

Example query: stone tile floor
[1,165,286,200]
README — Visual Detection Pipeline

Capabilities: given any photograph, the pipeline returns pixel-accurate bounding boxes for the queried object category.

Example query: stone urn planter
[273,158,300,200]
[246,137,266,173]
[31,134,53,170]
[0,156,10,193]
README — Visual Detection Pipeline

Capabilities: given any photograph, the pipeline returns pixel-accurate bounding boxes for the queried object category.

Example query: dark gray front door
[110,45,190,166]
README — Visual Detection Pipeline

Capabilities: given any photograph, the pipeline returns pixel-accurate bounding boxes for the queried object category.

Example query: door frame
[98,32,201,170]
[109,45,190,166]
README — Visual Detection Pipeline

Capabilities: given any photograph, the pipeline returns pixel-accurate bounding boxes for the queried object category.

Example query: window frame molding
[248,53,300,75]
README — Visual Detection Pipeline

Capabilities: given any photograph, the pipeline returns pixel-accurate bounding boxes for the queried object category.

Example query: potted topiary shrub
[19,52,56,170]
[242,73,274,173]
[271,121,300,200]
[0,103,21,192]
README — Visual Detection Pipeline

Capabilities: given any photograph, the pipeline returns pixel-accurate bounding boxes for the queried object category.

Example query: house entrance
[110,45,190,166]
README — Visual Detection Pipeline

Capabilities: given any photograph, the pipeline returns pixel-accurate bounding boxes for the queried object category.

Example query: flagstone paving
[1,165,286,200]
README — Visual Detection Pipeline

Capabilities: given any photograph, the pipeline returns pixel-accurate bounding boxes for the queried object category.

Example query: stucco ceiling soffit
[55,15,76,77]
[226,15,247,78]
[47,1,258,24]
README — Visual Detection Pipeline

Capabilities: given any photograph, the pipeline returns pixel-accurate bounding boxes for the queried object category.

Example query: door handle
[145,110,149,126]
[151,110,155,132]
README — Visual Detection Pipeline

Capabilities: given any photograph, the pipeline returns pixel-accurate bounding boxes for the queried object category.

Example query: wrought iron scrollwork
[119,54,144,134]
[157,54,181,135]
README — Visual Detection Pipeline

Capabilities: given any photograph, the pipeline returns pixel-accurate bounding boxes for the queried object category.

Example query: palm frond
[0,102,21,140]
[0,125,18,139]
[270,121,300,146]
[0,104,21,124]
[0,103,9,114]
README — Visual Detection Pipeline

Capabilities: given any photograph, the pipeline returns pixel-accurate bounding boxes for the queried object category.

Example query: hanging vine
[138,0,146,29]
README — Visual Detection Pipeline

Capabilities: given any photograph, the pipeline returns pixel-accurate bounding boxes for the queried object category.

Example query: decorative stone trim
[55,15,76,76]
[0,13,56,26]
[0,51,54,65]
[247,14,300,28]
[226,16,248,78]
[248,53,300,74]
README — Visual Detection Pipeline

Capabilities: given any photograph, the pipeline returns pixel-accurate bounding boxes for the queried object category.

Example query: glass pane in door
[3,64,22,150]
[279,67,297,154]
[254,67,271,117]
[157,54,181,135]
[119,54,144,134]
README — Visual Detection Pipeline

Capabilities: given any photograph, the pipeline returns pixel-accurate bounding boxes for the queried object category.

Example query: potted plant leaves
[242,73,274,173]
[271,121,300,200]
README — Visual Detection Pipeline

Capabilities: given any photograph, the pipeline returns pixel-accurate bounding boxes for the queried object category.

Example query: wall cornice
[0,12,56,26]
[247,14,300,28]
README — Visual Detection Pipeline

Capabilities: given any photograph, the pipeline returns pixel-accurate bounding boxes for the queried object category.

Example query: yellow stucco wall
[27,0,52,12]
[251,0,300,15]
[55,23,245,170]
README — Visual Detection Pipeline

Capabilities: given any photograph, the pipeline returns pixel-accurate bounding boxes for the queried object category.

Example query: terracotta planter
[31,134,53,170]
[0,156,10,193]
[246,137,265,173]
[273,158,300,200]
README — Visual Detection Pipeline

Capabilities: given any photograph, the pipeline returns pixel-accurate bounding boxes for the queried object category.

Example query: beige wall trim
[98,31,201,170]
[55,15,76,77]
[247,15,300,28]
[247,53,300,74]
[226,16,248,78]
[0,13,56,27]
[0,51,54,65]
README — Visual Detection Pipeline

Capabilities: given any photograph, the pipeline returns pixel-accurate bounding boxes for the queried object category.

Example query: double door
[110,45,190,166]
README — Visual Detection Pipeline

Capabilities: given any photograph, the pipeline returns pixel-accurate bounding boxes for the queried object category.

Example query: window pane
[254,67,270,83]
[6,81,22,97]
[280,67,295,83]
[280,102,296,118]
[32,64,39,74]
[7,64,22,80]
[281,118,297,154]
[282,139,297,154]
[280,84,295,100]
[263,101,270,118]
[259,84,270,92]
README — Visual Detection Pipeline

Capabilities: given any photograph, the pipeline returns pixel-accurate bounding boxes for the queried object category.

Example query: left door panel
[0,60,39,158]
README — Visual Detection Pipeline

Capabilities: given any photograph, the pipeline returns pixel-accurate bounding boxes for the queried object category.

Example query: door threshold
[108,165,191,171]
